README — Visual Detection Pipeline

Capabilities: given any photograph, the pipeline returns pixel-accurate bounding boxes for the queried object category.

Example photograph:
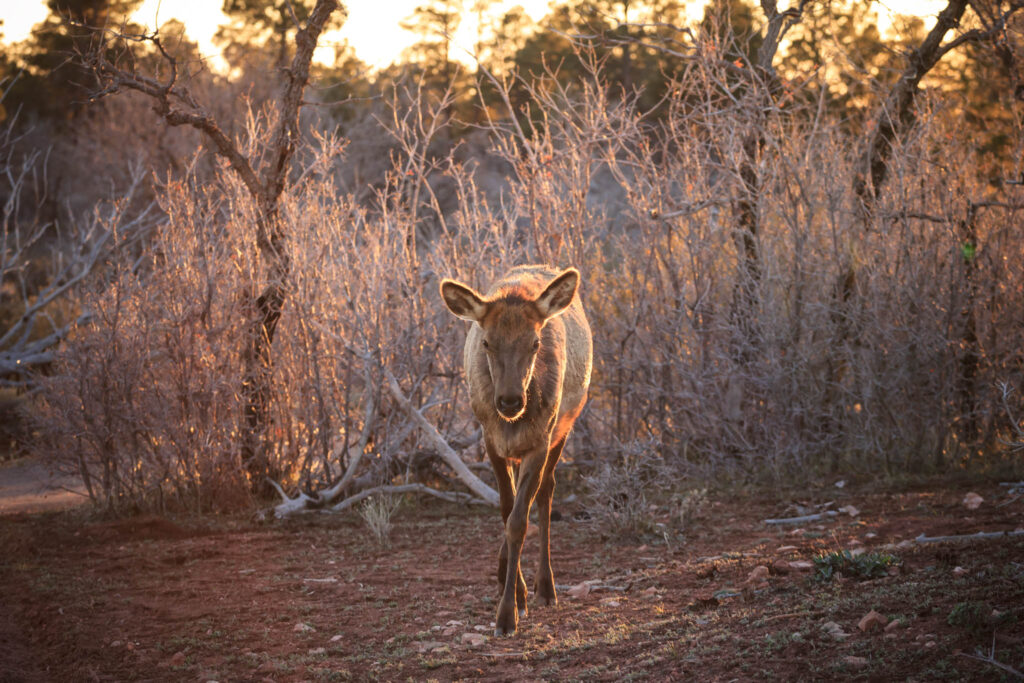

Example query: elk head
[440,268,579,421]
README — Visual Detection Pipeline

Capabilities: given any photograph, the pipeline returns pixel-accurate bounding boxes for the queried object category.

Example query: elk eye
[533,339,540,351]
[482,340,489,349]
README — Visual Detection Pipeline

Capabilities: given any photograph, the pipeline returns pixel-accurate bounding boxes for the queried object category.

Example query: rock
[473,624,489,631]
[789,560,814,572]
[822,621,851,641]
[776,545,798,553]
[838,505,860,517]
[330,634,343,642]
[600,598,621,607]
[460,632,487,647]
[460,593,476,603]
[924,640,937,649]
[445,620,464,627]
[848,539,863,547]
[308,647,326,655]
[896,539,914,549]
[567,582,591,598]
[642,586,660,597]
[865,532,878,539]
[963,492,984,510]
[850,547,866,557]
[746,565,770,584]
[952,566,967,577]
[441,626,459,637]
[835,480,847,488]
[771,559,791,575]
[858,610,888,632]
[884,632,899,640]
[293,622,315,633]
[884,619,904,633]
[526,525,539,538]
[168,651,186,667]
[413,641,446,654]
[842,655,868,668]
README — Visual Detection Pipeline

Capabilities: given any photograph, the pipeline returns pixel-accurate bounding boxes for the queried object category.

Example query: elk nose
[496,395,524,417]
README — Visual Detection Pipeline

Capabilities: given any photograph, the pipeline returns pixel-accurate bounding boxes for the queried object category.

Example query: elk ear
[440,279,487,322]
[536,268,579,320]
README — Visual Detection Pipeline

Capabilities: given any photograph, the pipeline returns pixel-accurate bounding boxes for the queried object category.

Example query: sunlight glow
[2,1,951,72]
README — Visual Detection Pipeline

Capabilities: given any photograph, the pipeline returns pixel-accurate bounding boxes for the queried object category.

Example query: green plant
[814,550,900,582]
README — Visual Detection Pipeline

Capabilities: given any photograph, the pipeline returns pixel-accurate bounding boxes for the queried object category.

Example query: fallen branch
[381,364,499,506]
[957,635,1024,680]
[330,483,490,512]
[915,530,1024,544]
[764,511,838,525]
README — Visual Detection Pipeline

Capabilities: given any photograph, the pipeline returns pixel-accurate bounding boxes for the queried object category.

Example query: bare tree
[86,0,341,494]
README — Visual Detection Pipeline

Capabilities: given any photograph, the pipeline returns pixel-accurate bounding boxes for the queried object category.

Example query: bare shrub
[358,494,401,548]
[28,25,1024,514]
[582,440,665,540]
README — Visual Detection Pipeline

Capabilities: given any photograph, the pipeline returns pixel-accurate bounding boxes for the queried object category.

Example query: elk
[440,265,593,636]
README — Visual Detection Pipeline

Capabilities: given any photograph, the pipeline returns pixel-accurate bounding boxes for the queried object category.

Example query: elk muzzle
[496,394,525,419]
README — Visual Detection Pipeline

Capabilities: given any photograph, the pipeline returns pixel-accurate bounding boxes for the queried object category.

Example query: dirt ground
[0,475,1022,682]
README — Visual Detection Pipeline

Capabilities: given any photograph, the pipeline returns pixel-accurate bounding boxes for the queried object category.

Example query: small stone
[952,566,967,577]
[822,621,851,641]
[169,651,186,666]
[110,640,122,648]
[330,634,343,642]
[461,632,487,647]
[858,610,888,632]
[850,547,866,557]
[865,532,878,539]
[473,625,488,632]
[308,647,326,655]
[293,622,315,633]
[835,480,847,488]
[924,640,937,649]
[441,626,458,637]
[445,620,464,627]
[789,560,814,572]
[963,492,983,510]
[884,632,899,640]
[776,545,798,553]
[896,539,914,549]
[600,598,621,607]
[642,586,660,596]
[567,582,591,598]
[848,539,863,547]
[842,655,868,668]
[838,505,860,517]
[460,593,476,603]
[413,641,446,654]
[746,565,770,584]
[884,619,904,633]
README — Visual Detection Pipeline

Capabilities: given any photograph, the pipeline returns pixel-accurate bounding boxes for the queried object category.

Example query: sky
[2,1,947,72]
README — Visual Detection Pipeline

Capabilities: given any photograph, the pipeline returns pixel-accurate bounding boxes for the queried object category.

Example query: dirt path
[0,481,1021,681]
[0,457,87,514]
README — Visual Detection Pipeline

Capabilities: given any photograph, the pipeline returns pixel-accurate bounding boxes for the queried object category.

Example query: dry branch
[914,530,1024,544]
[764,511,839,525]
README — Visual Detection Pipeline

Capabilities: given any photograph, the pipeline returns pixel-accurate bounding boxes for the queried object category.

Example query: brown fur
[440,264,593,636]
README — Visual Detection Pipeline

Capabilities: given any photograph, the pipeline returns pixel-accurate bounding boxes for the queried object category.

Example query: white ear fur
[440,279,488,322]
[535,268,579,319]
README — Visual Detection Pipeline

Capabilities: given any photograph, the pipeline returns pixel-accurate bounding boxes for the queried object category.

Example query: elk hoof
[536,588,557,607]
[495,604,518,637]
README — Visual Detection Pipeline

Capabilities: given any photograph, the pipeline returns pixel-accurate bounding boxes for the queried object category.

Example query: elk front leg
[535,436,566,606]
[488,447,524,602]
[495,448,545,637]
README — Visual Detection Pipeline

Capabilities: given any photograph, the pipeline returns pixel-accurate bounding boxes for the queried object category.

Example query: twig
[765,511,838,525]
[957,635,1024,680]
[915,530,1024,544]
